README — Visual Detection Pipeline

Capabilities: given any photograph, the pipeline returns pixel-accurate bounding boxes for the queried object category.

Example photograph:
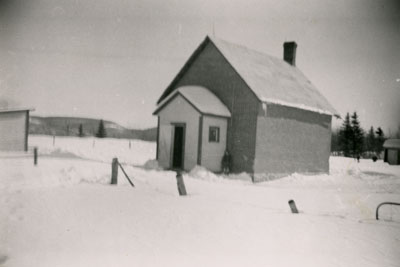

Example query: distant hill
[29,116,157,141]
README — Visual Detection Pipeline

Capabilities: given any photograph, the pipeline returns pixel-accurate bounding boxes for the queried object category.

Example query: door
[172,125,185,169]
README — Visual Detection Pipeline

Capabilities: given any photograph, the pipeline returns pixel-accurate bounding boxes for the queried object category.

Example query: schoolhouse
[153,36,338,180]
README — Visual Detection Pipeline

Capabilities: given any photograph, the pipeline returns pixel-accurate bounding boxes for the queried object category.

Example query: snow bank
[143,159,163,170]
[189,165,252,183]
[189,165,221,181]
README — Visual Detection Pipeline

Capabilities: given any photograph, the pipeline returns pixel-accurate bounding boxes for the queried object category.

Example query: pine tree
[331,129,340,154]
[78,124,84,137]
[395,125,400,139]
[350,112,364,157]
[96,120,107,138]
[365,126,375,153]
[375,127,385,157]
[338,112,353,157]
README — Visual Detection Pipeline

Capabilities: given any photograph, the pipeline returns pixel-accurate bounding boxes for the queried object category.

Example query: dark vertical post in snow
[53,135,55,146]
[288,200,299,214]
[176,171,187,196]
[129,140,131,149]
[111,158,118,185]
[33,147,38,166]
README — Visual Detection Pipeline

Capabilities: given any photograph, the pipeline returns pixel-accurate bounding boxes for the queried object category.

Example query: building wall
[387,149,399,165]
[157,94,200,171]
[0,111,28,151]
[254,104,332,179]
[171,42,259,173]
[201,115,228,172]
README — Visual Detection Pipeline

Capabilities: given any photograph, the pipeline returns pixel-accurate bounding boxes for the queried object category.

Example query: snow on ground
[29,135,155,166]
[1,135,400,267]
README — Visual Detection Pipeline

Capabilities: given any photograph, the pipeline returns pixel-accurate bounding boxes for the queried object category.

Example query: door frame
[170,123,186,170]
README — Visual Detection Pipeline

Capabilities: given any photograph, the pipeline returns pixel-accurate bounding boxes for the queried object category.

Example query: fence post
[53,135,55,146]
[288,199,299,214]
[33,147,38,166]
[176,171,187,196]
[129,140,131,149]
[111,158,118,185]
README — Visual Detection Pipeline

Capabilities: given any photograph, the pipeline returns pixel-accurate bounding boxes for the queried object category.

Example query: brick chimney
[283,41,297,66]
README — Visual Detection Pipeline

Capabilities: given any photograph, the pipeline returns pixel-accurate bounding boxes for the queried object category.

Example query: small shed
[0,99,33,151]
[383,139,400,165]
[153,86,231,172]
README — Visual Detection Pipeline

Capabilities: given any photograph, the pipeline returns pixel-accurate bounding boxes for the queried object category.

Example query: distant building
[383,139,400,165]
[153,36,339,180]
[0,99,33,151]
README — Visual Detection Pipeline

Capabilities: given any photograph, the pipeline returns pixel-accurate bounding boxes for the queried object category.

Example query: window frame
[208,126,220,143]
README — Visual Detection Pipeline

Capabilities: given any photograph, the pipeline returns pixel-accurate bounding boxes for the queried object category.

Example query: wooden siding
[387,149,400,165]
[0,111,28,151]
[170,41,259,173]
[254,103,332,179]
[201,115,228,172]
[156,116,160,160]
[157,94,200,171]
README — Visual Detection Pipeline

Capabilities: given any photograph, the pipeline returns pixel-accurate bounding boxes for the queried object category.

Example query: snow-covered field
[1,135,400,267]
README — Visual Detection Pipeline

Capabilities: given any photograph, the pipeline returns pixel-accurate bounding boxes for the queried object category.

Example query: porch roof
[383,139,400,149]
[153,86,231,118]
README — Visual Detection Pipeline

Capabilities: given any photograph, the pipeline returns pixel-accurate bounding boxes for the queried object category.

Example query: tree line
[331,112,387,158]
[76,119,107,138]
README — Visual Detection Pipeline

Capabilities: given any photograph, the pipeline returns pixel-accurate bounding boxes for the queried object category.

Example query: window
[209,127,220,142]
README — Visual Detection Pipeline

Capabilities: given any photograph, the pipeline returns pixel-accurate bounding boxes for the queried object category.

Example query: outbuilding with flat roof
[383,139,400,165]
[0,99,34,151]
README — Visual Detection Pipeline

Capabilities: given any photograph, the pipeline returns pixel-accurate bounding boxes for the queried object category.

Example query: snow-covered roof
[0,97,34,113]
[383,139,400,149]
[209,37,339,117]
[153,86,231,117]
[157,36,339,117]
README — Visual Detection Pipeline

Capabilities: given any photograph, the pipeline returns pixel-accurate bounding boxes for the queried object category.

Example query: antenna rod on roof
[212,22,215,37]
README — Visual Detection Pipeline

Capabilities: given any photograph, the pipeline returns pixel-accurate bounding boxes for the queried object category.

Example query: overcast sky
[0,0,399,133]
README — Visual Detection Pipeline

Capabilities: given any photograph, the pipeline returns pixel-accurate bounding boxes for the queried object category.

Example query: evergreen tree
[365,126,375,153]
[338,112,353,157]
[350,112,364,157]
[331,129,340,154]
[96,119,107,138]
[78,124,84,137]
[395,125,400,139]
[375,127,385,157]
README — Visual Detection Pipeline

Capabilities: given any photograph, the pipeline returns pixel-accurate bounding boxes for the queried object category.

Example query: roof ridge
[208,36,285,65]
[156,35,339,117]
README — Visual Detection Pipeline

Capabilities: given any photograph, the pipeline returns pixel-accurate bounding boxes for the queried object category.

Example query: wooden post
[111,158,118,185]
[176,171,187,196]
[34,147,38,166]
[53,135,55,146]
[129,140,131,149]
[288,200,299,214]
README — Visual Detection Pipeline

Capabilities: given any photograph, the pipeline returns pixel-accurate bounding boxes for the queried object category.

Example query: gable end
[157,37,211,104]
